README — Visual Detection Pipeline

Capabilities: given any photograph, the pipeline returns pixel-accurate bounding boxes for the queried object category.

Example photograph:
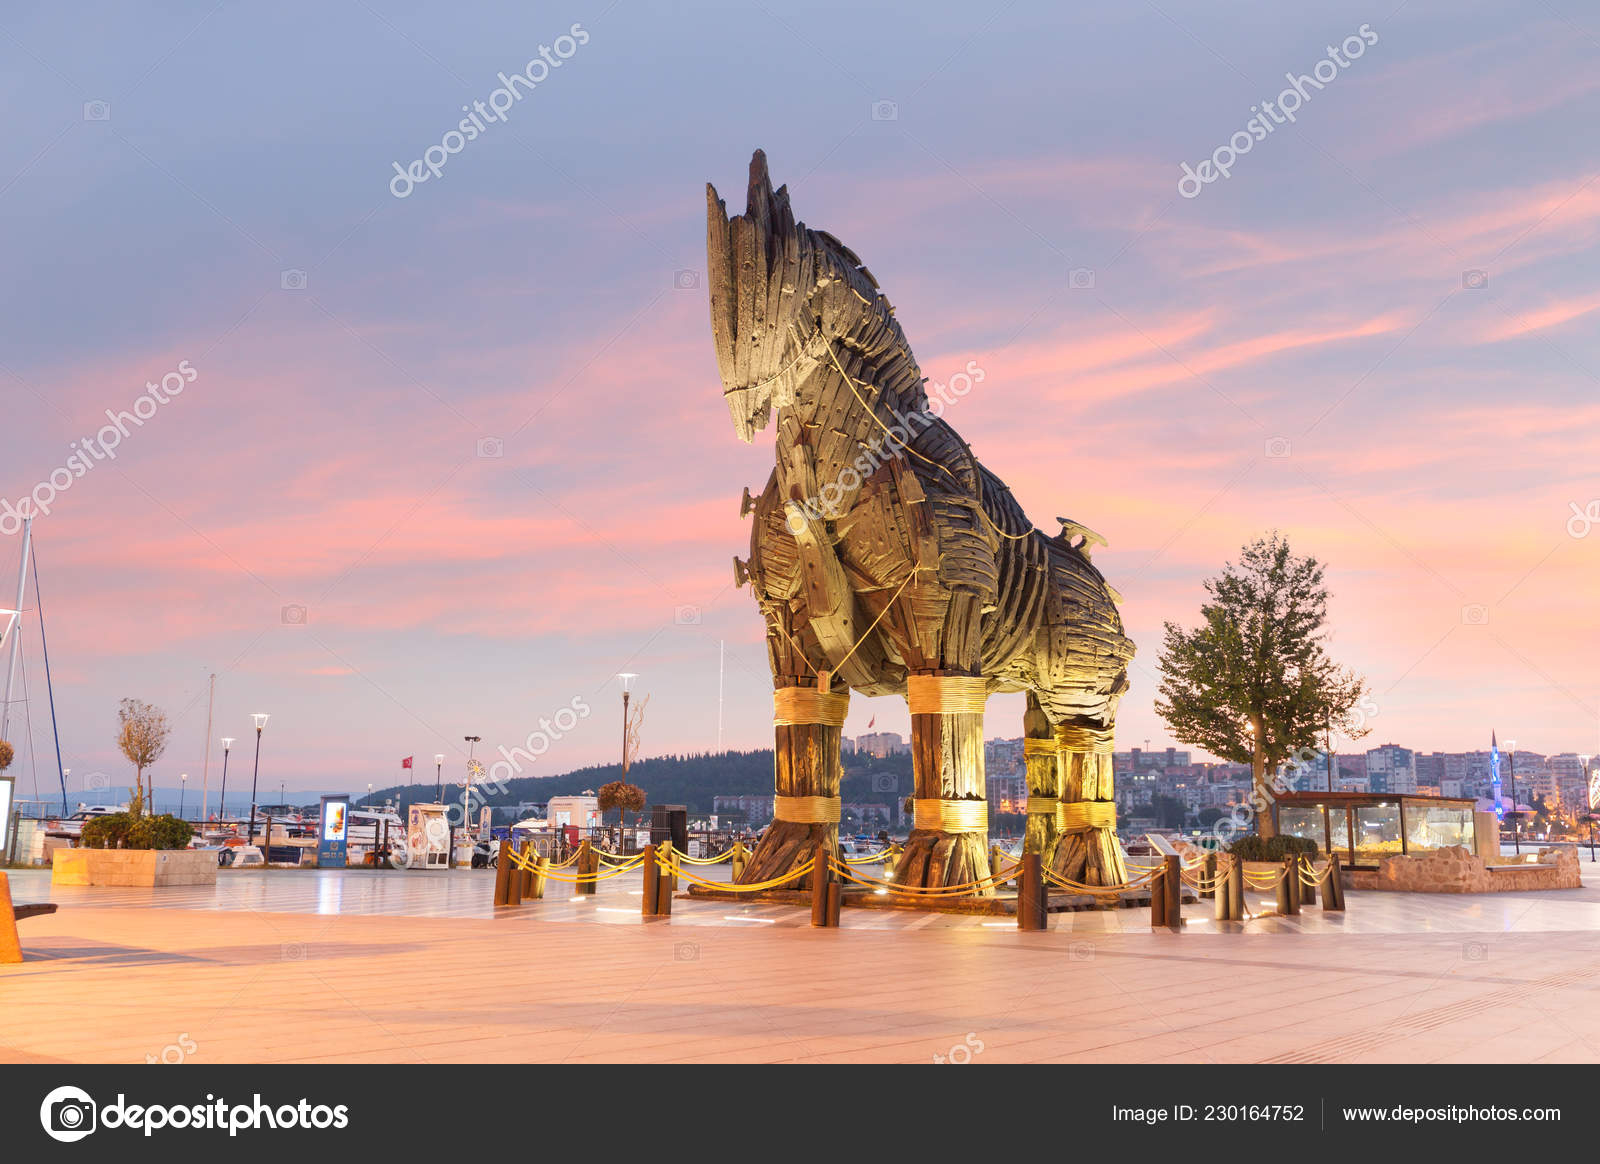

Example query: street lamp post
[434,754,444,804]
[247,714,269,851]
[179,773,187,821]
[366,783,373,807]
[462,736,482,857]
[619,674,638,842]
[218,739,233,825]
[1507,739,1519,855]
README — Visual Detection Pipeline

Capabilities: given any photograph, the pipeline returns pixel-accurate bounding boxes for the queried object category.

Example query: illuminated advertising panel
[317,795,351,867]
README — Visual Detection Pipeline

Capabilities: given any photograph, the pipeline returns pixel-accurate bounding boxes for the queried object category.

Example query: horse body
[709,151,1134,890]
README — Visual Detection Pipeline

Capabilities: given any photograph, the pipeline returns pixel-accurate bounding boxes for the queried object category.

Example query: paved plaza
[6,865,1600,1064]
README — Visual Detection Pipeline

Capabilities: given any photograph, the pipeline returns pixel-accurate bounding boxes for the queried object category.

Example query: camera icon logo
[674,269,701,290]
[88,772,110,790]
[1069,942,1096,962]
[1068,267,1096,289]
[1264,437,1292,459]
[476,436,504,459]
[40,1085,97,1142]
[83,101,111,122]
[281,941,307,961]
[281,603,307,626]
[280,268,307,290]
[674,941,700,962]
[871,99,899,121]
[674,604,701,625]
[1461,269,1489,290]
[1463,941,1489,962]
[1461,604,1489,626]
[872,773,897,793]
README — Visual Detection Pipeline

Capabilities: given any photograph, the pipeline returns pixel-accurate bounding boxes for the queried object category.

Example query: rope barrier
[655,848,815,893]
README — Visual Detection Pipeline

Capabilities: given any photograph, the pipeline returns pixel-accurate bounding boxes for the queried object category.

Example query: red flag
[867,716,875,729]
[401,756,413,769]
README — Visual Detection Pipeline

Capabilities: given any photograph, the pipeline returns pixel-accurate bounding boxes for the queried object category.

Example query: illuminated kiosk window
[1271,792,1480,869]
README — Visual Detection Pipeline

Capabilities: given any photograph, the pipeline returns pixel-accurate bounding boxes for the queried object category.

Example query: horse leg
[737,609,847,886]
[1022,692,1062,865]
[1050,715,1126,888]
[894,593,992,893]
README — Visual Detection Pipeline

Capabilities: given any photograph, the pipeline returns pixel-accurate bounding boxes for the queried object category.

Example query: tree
[597,780,647,830]
[1150,794,1187,830]
[0,739,12,774]
[1155,533,1369,836]
[116,698,171,819]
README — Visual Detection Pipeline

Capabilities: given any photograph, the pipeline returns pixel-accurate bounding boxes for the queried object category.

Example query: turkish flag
[867,716,876,729]
[401,756,413,769]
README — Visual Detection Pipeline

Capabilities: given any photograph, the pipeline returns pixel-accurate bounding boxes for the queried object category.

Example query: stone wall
[51,848,218,887]
[1346,845,1580,893]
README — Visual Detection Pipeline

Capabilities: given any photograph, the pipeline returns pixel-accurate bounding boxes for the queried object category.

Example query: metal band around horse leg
[772,687,850,727]
[913,799,988,833]
[907,675,989,716]
[774,795,842,824]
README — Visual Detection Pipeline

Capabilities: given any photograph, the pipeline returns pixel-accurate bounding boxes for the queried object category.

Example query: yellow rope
[912,798,988,832]
[1057,801,1116,830]
[774,796,842,824]
[772,687,850,727]
[907,674,989,716]
[656,849,815,892]
[1056,723,1115,754]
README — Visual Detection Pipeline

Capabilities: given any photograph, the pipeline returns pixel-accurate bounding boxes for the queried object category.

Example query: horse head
[706,150,890,442]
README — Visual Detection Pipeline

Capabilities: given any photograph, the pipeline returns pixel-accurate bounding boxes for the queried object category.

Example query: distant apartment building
[1366,744,1417,794]
[986,774,1028,815]
[855,731,908,758]
[711,795,774,824]
[984,737,1025,777]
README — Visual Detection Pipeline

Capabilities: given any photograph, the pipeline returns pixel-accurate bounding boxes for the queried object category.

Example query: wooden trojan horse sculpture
[707,151,1135,892]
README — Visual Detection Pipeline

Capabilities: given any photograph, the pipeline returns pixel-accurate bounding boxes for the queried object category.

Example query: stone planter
[51,847,218,888]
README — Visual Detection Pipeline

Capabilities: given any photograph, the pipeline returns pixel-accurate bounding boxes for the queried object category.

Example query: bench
[1,871,57,964]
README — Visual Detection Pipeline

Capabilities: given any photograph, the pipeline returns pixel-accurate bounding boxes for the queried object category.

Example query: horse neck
[776,306,929,473]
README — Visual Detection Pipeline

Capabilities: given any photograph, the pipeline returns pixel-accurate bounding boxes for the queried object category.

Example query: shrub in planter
[1227,833,1317,862]
[82,811,193,850]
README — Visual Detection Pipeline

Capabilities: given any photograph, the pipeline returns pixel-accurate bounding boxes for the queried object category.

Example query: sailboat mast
[0,514,33,745]
[31,546,68,815]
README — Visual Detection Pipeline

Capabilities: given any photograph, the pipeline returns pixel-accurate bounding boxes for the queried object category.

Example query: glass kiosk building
[1272,792,1479,868]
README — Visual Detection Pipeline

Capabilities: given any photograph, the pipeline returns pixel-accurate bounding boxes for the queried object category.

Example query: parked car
[44,806,122,841]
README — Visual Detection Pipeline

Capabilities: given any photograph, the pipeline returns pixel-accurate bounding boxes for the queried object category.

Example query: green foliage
[81,812,133,849]
[81,812,193,850]
[1150,794,1188,829]
[1227,833,1317,861]
[1154,533,1369,827]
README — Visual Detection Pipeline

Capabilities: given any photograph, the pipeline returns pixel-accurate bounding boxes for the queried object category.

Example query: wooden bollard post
[641,843,660,916]
[530,853,546,900]
[810,842,832,928]
[731,840,747,882]
[577,838,596,896]
[1214,854,1231,921]
[1164,854,1182,932]
[1277,857,1297,915]
[505,843,522,906]
[1227,853,1245,921]
[1201,852,1217,900]
[1150,866,1167,928]
[882,844,899,881]
[1300,855,1316,907]
[1324,853,1345,911]
[1017,852,1046,931]
[517,841,531,897]
[493,838,513,906]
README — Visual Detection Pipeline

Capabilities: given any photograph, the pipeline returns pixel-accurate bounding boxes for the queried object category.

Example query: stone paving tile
[6,867,1600,1062]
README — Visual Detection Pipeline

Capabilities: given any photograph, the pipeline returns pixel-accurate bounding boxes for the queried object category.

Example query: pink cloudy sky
[2,1,1597,803]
